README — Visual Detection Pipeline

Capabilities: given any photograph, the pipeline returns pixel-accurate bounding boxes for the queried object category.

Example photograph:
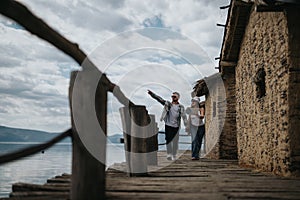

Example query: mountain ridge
[0,125,65,143]
[0,125,122,143]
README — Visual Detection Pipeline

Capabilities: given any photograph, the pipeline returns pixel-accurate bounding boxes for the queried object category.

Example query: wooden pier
[1,1,300,200]
[2,150,300,200]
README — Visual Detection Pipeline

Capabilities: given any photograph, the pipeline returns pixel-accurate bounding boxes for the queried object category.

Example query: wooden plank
[12,183,69,192]
[0,197,66,200]
[106,192,226,200]
[2,151,300,200]
[220,61,237,67]
[9,191,68,198]
[105,151,300,200]
[43,183,70,188]
[226,192,300,200]
[46,178,70,184]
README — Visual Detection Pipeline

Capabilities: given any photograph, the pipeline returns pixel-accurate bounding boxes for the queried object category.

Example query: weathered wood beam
[220,0,252,63]
[220,61,237,67]
[69,71,107,199]
[119,107,132,176]
[12,182,70,192]
[129,106,149,176]
[217,23,226,27]
[226,3,240,62]
[147,114,158,166]
[220,5,230,9]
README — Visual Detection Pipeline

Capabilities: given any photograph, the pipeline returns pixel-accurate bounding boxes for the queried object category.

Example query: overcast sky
[0,0,230,134]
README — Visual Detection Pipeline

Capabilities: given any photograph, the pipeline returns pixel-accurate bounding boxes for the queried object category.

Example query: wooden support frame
[219,61,237,67]
[129,106,149,176]
[119,107,132,176]
[69,71,107,199]
[147,115,158,166]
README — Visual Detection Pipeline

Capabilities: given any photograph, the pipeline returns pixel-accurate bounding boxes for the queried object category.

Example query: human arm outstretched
[147,90,166,106]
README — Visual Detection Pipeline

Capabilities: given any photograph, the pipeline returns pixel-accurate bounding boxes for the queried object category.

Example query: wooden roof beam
[220,5,230,9]
[220,61,237,67]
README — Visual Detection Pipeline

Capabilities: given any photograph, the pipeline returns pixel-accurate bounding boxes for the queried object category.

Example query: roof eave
[218,0,253,74]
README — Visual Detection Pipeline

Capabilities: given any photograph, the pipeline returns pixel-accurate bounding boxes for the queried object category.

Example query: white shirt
[190,108,204,126]
[165,104,180,127]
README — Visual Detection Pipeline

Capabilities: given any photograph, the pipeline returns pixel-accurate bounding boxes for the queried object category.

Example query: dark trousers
[191,125,205,158]
[165,125,180,156]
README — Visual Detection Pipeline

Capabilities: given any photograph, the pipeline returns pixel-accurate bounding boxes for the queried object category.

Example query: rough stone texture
[204,75,227,159]
[235,10,298,176]
[203,70,237,160]
[205,93,221,159]
[220,67,238,159]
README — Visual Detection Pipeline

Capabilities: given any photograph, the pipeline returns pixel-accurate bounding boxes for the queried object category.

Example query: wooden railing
[119,108,159,176]
[0,0,157,199]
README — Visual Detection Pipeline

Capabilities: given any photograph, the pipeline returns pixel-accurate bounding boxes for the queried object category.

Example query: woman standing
[186,97,205,160]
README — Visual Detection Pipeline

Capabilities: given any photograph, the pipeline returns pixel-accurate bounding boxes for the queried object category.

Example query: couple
[147,90,205,161]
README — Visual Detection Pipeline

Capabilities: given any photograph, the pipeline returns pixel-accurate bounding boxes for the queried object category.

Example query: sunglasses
[171,96,178,98]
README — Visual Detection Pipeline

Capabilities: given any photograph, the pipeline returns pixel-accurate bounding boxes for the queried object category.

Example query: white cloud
[0,0,228,133]
[120,0,230,59]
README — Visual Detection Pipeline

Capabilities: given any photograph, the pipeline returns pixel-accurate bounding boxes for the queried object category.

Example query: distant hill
[0,125,121,144]
[0,125,68,143]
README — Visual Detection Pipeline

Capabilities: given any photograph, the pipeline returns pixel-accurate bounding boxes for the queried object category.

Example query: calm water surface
[0,142,126,198]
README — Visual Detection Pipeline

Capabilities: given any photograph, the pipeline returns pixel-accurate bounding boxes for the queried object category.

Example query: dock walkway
[2,151,300,200]
[106,151,300,200]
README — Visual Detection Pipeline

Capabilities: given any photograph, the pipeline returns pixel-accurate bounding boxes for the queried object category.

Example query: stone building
[193,73,237,160]
[193,0,300,176]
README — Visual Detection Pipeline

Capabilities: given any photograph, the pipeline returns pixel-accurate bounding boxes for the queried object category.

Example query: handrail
[158,142,191,146]
[0,129,72,164]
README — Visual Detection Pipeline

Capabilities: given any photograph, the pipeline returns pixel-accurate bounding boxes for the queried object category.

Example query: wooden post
[130,105,149,176]
[119,107,131,175]
[69,70,107,200]
[147,115,158,166]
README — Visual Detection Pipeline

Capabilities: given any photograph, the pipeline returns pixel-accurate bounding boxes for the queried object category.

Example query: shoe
[192,157,199,160]
[171,155,176,161]
[167,155,172,161]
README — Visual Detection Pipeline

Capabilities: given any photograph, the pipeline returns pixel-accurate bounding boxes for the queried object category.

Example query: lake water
[0,142,127,198]
[0,137,191,198]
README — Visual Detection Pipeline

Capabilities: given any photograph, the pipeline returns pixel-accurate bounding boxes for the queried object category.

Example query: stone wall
[220,67,237,159]
[204,70,237,159]
[205,93,220,159]
[204,74,227,159]
[236,11,291,176]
